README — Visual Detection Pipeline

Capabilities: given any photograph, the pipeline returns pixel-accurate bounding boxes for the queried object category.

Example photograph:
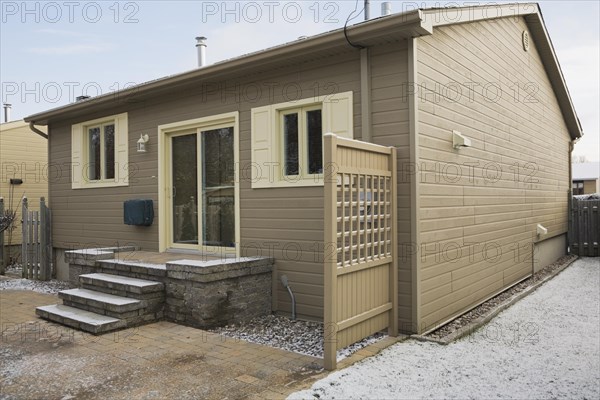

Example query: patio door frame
[158,112,240,257]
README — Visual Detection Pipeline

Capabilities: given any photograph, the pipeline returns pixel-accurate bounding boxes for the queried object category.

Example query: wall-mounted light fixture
[452,130,472,150]
[137,134,149,153]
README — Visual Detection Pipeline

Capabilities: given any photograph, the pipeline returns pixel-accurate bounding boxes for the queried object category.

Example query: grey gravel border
[412,255,579,345]
[211,314,387,360]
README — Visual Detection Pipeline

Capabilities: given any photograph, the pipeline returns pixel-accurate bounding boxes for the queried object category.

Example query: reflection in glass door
[172,133,198,244]
[201,127,235,248]
[170,127,235,249]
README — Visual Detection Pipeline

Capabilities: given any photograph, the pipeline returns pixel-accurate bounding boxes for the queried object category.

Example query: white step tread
[99,259,166,270]
[37,304,120,326]
[80,273,161,288]
[60,288,140,306]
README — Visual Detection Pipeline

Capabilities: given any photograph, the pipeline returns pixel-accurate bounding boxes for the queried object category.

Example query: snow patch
[288,258,600,399]
[0,278,72,294]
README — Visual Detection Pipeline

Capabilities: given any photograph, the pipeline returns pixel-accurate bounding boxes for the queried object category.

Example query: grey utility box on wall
[124,199,154,226]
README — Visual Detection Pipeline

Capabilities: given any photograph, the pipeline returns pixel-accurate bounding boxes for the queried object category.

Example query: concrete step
[79,273,164,296]
[96,259,167,278]
[58,288,143,315]
[36,304,125,334]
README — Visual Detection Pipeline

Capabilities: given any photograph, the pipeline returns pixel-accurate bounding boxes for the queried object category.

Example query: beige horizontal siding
[583,180,598,194]
[416,17,571,331]
[0,121,48,247]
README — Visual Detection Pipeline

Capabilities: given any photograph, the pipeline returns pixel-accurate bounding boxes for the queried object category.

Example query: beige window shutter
[323,91,353,139]
[250,105,274,188]
[115,113,129,185]
[71,123,83,189]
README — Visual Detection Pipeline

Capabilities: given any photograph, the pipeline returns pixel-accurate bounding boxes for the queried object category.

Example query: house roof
[572,162,600,181]
[24,3,583,140]
[0,120,29,131]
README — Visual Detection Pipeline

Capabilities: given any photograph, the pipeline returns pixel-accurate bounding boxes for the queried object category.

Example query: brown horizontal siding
[48,115,160,252]
[369,41,413,329]
[416,17,571,331]
[47,39,413,322]
[48,48,372,321]
[236,51,362,319]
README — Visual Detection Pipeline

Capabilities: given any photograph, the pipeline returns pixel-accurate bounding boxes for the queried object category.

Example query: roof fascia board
[423,3,538,27]
[524,13,583,139]
[25,10,430,125]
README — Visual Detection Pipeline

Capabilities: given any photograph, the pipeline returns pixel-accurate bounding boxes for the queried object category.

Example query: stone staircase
[36,271,165,334]
[35,247,274,334]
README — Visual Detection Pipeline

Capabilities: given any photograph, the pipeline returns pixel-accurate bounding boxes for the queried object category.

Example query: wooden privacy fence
[1,197,20,274]
[569,197,599,257]
[323,133,398,370]
[0,198,8,274]
[21,197,52,280]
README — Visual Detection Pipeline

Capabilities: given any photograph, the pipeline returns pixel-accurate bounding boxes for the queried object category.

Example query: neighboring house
[0,120,48,261]
[572,162,599,195]
[24,4,582,334]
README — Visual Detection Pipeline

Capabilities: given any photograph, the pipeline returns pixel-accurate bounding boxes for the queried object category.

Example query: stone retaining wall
[65,249,273,329]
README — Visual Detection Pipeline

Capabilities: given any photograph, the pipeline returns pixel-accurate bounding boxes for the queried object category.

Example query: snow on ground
[289,258,600,400]
[0,278,71,294]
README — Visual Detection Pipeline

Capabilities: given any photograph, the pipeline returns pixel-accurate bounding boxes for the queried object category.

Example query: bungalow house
[572,162,599,195]
[24,3,582,341]
[0,120,48,266]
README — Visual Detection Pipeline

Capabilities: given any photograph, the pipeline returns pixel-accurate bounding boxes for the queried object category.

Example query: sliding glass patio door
[169,126,235,251]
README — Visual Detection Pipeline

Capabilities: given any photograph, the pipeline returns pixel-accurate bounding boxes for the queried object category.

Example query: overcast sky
[1,0,598,161]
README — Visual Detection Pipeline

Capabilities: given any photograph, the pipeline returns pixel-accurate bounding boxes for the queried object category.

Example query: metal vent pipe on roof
[3,103,11,123]
[196,36,207,67]
[364,0,370,20]
[382,2,392,16]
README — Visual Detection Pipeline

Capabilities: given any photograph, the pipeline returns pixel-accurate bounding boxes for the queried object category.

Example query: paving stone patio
[0,289,325,399]
[0,287,400,399]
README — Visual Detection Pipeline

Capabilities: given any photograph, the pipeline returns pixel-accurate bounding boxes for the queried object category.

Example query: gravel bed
[2,263,24,278]
[212,315,386,360]
[426,254,578,340]
[0,277,72,294]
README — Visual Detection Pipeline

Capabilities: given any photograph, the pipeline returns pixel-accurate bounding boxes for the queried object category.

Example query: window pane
[88,127,101,181]
[172,134,198,244]
[203,128,234,188]
[283,113,299,176]
[104,124,115,180]
[306,109,323,174]
[202,127,235,248]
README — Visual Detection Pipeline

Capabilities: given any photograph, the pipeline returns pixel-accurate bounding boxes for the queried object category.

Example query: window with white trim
[281,105,323,177]
[71,113,129,189]
[251,91,353,188]
[87,121,115,181]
